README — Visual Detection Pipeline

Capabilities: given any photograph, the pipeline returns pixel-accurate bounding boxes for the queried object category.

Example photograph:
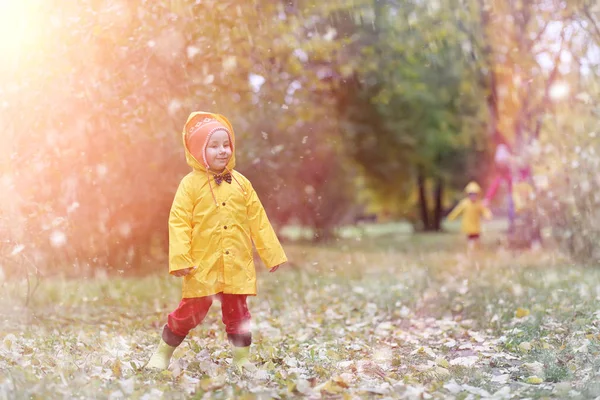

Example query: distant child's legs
[467,234,480,253]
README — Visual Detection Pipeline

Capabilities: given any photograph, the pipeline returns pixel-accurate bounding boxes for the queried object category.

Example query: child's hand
[269,263,284,273]
[172,266,197,277]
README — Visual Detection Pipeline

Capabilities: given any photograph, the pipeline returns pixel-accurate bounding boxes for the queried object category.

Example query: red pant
[163,293,251,347]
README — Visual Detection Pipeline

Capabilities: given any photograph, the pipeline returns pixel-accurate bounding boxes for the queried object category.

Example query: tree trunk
[477,0,505,148]
[417,169,430,231]
[433,178,444,231]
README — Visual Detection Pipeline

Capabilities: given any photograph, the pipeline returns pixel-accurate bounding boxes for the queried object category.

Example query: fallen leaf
[294,379,313,395]
[253,369,269,380]
[491,374,510,383]
[332,375,350,388]
[444,380,463,394]
[435,357,449,368]
[112,359,122,378]
[284,356,298,367]
[318,380,345,394]
[449,356,478,367]
[119,377,135,395]
[430,366,450,379]
[199,377,225,391]
[554,382,571,395]
[516,307,530,318]
[522,361,544,377]
[518,342,532,352]
[463,384,490,397]
[358,383,391,395]
[525,376,543,384]
[491,386,511,399]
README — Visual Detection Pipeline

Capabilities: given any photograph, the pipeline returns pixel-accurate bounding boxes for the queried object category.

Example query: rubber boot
[232,346,257,373]
[146,339,176,370]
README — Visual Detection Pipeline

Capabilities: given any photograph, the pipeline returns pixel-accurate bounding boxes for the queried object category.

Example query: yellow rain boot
[232,346,257,373]
[145,339,176,370]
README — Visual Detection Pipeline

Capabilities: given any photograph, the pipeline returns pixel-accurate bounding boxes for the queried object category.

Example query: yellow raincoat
[169,112,287,298]
[447,198,492,235]
[512,181,534,213]
[447,182,492,235]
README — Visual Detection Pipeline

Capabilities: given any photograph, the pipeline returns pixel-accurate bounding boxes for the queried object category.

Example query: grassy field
[1,222,600,399]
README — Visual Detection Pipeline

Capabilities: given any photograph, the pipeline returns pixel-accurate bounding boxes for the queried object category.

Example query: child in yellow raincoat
[511,167,541,249]
[146,112,287,372]
[447,182,492,251]
[512,169,535,214]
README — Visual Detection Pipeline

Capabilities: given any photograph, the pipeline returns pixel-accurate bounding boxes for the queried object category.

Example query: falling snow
[249,74,265,93]
[49,231,67,248]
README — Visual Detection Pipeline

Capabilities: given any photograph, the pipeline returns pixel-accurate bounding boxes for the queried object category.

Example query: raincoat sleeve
[246,183,288,269]
[168,178,195,274]
[447,199,466,221]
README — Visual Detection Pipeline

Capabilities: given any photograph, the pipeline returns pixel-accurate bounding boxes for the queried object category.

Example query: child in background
[511,167,542,249]
[447,182,493,252]
[512,168,534,214]
[146,111,287,372]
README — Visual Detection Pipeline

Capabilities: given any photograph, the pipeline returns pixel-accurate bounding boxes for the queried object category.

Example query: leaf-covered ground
[1,226,600,399]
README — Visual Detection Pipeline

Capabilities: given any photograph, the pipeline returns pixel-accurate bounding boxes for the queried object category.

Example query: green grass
[1,222,599,399]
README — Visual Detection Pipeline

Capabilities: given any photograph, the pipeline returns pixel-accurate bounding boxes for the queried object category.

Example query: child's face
[468,192,478,201]
[205,130,232,172]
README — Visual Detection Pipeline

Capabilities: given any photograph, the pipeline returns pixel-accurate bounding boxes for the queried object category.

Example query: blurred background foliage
[0,0,599,275]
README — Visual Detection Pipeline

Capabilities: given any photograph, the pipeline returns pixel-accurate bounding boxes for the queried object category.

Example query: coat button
[225,251,230,255]
[222,202,226,206]
[224,226,227,230]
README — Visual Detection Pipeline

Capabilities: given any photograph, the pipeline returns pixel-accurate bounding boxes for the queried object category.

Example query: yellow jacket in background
[169,111,287,298]
[513,181,535,213]
[447,198,492,235]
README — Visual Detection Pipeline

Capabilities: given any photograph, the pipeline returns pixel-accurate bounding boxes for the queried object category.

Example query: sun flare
[0,0,42,59]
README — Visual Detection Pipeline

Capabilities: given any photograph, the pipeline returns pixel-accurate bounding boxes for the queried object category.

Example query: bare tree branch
[532,29,567,139]
[477,0,499,139]
[531,18,551,46]
[583,6,600,43]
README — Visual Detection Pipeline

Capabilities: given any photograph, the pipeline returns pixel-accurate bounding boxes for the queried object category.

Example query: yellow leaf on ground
[320,380,345,394]
[287,380,296,393]
[435,357,450,368]
[112,359,122,378]
[332,375,350,388]
[525,376,543,384]
[433,367,451,379]
[200,378,213,391]
[199,377,225,391]
[516,307,530,318]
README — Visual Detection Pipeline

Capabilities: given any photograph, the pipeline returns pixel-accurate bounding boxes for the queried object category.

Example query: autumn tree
[329,0,489,231]
[0,0,357,276]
